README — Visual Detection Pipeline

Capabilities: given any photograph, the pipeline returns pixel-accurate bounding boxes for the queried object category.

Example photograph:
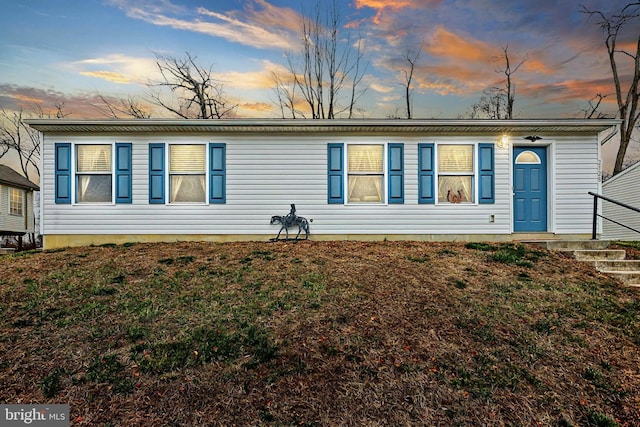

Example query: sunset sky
[0,0,638,172]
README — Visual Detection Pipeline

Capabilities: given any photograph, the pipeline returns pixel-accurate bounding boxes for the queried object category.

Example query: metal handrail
[589,191,640,239]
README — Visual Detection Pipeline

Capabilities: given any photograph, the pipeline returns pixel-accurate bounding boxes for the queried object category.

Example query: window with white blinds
[76,144,113,203]
[437,144,474,203]
[170,145,205,172]
[438,145,473,172]
[77,145,112,172]
[169,144,206,203]
[348,145,384,173]
[347,144,384,203]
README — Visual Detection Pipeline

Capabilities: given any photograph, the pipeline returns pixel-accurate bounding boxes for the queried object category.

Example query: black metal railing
[589,191,640,239]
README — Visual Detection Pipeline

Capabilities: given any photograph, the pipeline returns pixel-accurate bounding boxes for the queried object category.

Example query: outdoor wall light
[497,135,509,148]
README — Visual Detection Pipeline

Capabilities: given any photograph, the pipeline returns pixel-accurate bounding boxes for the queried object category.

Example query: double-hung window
[148,142,226,205]
[437,144,474,203]
[418,142,494,205]
[9,188,24,216]
[327,143,404,205]
[76,144,113,203]
[54,142,132,204]
[347,144,384,203]
[169,144,206,203]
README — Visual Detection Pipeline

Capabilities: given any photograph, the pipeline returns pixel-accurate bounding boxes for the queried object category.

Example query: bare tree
[580,93,610,119]
[0,108,42,180]
[583,2,640,176]
[272,72,302,119]
[93,92,151,119]
[463,87,508,119]
[148,52,237,119]
[400,46,422,119]
[463,46,526,119]
[497,46,527,119]
[276,0,367,119]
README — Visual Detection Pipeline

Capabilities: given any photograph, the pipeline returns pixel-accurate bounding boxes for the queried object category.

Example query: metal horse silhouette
[270,204,311,241]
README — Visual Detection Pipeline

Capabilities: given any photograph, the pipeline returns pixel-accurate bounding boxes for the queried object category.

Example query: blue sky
[0,0,634,122]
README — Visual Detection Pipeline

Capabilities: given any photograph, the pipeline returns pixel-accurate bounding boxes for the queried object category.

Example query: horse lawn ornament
[270,204,311,241]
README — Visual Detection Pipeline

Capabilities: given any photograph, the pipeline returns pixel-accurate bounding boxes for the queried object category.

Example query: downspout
[599,124,619,146]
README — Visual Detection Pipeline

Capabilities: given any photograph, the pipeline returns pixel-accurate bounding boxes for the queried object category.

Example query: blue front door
[513,147,547,232]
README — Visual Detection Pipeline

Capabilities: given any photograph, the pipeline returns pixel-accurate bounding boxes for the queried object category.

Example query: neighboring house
[25,118,619,249]
[602,160,640,241]
[0,164,39,238]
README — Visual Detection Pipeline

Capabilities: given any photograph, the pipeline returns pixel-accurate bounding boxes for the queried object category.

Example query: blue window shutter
[209,143,226,204]
[478,143,495,204]
[327,143,344,204]
[418,143,435,204]
[55,143,71,204]
[148,143,165,204]
[388,143,404,204]
[115,143,132,203]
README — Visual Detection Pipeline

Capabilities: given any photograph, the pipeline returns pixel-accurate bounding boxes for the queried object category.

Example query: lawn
[0,240,639,426]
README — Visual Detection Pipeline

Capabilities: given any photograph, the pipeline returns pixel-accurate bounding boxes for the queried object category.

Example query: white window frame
[435,142,478,205]
[167,143,209,205]
[344,142,388,205]
[72,143,115,205]
[9,187,24,216]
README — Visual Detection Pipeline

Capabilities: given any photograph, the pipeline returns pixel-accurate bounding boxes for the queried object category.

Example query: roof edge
[24,118,621,135]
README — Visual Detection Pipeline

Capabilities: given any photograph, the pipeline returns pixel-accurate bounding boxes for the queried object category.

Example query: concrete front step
[545,240,611,251]
[594,260,640,271]
[540,240,640,287]
[572,250,626,261]
[603,271,640,286]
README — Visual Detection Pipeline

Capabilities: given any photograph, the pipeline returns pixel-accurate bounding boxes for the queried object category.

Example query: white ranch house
[26,119,619,249]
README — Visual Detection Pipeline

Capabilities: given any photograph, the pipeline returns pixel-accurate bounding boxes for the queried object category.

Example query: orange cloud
[80,71,132,84]
[522,58,554,75]
[355,0,441,24]
[426,26,496,62]
[519,78,616,105]
[240,102,273,112]
[12,94,44,105]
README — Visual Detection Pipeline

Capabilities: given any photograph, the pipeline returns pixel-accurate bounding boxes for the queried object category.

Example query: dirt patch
[0,241,638,426]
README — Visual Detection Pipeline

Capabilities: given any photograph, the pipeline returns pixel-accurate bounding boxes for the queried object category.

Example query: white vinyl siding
[41,134,512,236]
[602,162,640,240]
[552,139,600,234]
[39,132,600,240]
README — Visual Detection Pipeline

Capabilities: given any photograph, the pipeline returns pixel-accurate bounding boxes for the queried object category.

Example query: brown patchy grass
[0,241,639,426]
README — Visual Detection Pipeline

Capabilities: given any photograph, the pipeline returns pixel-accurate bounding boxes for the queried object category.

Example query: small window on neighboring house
[9,188,23,216]
[437,145,474,203]
[169,144,206,203]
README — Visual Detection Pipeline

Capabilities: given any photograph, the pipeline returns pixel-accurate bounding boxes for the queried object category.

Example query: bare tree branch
[147,52,237,119]
[582,2,640,175]
[275,0,367,119]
